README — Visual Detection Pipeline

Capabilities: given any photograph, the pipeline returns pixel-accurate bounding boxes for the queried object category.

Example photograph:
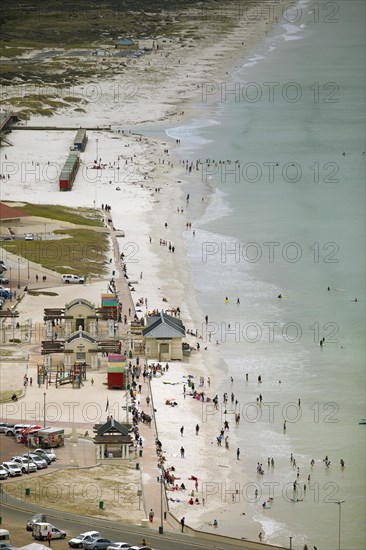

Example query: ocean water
[169,1,365,548]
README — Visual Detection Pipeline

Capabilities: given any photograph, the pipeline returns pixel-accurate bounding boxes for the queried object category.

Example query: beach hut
[143,311,186,361]
[107,354,126,389]
[100,293,119,320]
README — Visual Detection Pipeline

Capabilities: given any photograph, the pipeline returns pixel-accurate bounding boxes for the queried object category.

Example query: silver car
[24,454,48,469]
[69,532,101,548]
[34,448,56,463]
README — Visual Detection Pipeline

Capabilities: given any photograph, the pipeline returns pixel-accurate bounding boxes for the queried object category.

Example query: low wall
[167,511,289,550]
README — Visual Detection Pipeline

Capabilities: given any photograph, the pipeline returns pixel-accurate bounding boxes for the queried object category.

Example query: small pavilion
[93,418,132,460]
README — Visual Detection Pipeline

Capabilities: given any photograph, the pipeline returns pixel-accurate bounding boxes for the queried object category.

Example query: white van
[0,530,10,542]
[62,274,85,284]
[33,523,66,540]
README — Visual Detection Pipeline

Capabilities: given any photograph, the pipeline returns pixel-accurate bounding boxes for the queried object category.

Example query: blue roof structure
[116,38,134,46]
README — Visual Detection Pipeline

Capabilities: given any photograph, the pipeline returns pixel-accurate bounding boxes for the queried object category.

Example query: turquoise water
[169,1,365,547]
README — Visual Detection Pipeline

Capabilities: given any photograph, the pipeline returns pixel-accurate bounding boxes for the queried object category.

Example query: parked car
[0,543,18,550]
[0,465,9,480]
[83,538,114,550]
[106,544,132,550]
[0,276,9,284]
[26,513,46,531]
[69,532,101,548]
[129,546,156,550]
[11,456,37,473]
[62,274,85,284]
[0,288,10,298]
[25,233,34,240]
[2,462,22,477]
[0,530,11,543]
[33,523,66,540]
[5,424,29,436]
[23,454,47,469]
[43,448,58,460]
[0,422,11,433]
[34,448,56,463]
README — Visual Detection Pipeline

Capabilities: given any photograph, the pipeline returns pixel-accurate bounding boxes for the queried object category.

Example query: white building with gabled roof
[143,311,185,361]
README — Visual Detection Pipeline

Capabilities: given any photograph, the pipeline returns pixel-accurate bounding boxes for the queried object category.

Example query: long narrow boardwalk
[106,208,171,532]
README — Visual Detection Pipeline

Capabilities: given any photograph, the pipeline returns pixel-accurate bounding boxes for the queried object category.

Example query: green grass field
[15,203,103,227]
[1,228,110,276]
[1,204,110,276]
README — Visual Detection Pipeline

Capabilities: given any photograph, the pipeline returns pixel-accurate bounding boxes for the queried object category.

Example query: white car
[5,423,30,436]
[106,544,132,550]
[62,274,85,284]
[11,456,37,473]
[0,465,9,479]
[69,532,101,548]
[0,422,10,433]
[2,462,22,477]
[25,233,34,240]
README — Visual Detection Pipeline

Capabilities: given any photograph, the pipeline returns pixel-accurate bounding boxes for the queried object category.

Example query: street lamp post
[17,258,20,289]
[27,433,31,474]
[9,267,12,289]
[334,500,345,550]
[44,224,47,240]
[43,392,46,428]
[95,138,99,209]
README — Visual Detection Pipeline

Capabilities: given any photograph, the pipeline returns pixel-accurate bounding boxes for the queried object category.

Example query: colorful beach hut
[107,354,126,389]
[100,293,119,320]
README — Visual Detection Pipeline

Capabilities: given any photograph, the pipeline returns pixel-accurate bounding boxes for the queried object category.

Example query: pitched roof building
[143,312,185,361]
[93,417,132,460]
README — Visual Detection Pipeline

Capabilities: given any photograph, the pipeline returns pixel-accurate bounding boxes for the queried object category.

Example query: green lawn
[1,228,110,277]
[16,203,103,227]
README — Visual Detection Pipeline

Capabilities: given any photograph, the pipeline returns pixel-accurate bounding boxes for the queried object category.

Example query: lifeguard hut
[107,354,125,389]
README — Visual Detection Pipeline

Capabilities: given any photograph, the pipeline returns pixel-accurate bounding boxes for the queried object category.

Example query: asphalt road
[0,490,261,550]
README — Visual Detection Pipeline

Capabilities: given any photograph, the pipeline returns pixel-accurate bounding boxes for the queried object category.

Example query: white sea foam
[166,119,220,148]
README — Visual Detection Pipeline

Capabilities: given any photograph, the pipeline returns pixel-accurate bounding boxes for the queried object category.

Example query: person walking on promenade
[180,446,185,458]
[149,509,154,522]
[237,448,240,460]
[195,424,199,435]
[47,532,52,547]
[180,426,184,436]
[180,517,185,532]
